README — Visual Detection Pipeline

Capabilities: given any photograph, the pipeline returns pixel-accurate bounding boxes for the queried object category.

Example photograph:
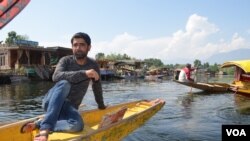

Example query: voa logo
[226,129,246,136]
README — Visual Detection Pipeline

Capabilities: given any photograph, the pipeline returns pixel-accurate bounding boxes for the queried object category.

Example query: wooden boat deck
[173,80,231,93]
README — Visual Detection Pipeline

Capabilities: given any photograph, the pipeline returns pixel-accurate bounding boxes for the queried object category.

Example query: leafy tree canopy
[194,59,202,68]
[144,58,164,68]
[5,31,28,45]
[95,53,134,61]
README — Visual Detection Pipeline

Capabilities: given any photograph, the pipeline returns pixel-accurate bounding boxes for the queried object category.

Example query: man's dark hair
[186,63,191,68]
[71,32,91,45]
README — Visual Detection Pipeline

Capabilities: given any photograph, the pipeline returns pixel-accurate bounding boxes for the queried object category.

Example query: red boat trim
[0,0,30,29]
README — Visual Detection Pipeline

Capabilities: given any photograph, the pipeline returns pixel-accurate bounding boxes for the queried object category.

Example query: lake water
[1,75,250,141]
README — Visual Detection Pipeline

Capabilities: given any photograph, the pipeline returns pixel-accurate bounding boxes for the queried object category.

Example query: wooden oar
[189,87,192,93]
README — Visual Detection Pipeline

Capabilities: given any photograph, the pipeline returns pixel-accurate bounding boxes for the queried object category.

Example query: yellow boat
[0,99,165,141]
[221,59,250,97]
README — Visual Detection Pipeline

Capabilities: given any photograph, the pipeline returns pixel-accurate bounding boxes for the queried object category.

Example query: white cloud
[41,41,70,48]
[90,33,170,61]
[43,14,250,64]
[40,34,71,48]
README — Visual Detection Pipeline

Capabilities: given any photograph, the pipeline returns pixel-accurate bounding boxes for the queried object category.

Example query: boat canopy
[221,60,250,73]
[0,0,30,29]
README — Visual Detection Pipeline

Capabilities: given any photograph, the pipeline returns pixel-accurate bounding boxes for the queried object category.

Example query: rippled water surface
[1,76,250,141]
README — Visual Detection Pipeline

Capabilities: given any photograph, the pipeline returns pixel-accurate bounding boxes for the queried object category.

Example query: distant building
[96,59,116,81]
[0,43,72,80]
[0,44,72,70]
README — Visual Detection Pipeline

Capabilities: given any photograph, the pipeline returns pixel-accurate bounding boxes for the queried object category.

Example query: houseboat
[0,42,72,82]
[114,60,145,80]
[96,60,116,81]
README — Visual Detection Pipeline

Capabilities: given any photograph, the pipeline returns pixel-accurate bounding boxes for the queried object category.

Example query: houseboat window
[0,55,5,66]
[2,56,5,65]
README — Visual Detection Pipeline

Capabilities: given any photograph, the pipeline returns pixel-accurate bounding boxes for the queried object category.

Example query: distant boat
[221,59,250,97]
[0,99,165,141]
[173,69,230,93]
[100,68,115,81]
[144,74,164,82]
[115,68,141,80]
[10,75,30,83]
[144,68,166,81]
[173,80,230,93]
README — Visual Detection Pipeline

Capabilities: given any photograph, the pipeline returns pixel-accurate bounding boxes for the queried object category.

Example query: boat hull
[74,100,164,141]
[173,80,230,92]
[230,81,250,97]
[0,99,165,141]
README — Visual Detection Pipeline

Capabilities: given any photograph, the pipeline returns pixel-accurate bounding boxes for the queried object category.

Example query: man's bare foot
[34,130,49,141]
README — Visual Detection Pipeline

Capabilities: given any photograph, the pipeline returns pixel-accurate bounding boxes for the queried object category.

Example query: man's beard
[74,51,88,59]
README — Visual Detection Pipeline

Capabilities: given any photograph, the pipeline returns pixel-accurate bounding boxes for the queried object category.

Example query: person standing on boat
[178,63,196,82]
[21,32,106,141]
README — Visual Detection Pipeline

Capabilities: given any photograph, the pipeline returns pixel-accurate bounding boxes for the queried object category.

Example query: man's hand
[85,69,99,81]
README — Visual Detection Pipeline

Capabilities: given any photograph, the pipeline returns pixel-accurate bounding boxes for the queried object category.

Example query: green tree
[105,53,132,61]
[106,53,119,60]
[194,59,202,68]
[165,64,174,69]
[144,58,164,68]
[95,53,105,60]
[5,31,28,45]
[221,67,234,75]
[208,63,219,73]
[203,62,209,69]
[122,53,131,60]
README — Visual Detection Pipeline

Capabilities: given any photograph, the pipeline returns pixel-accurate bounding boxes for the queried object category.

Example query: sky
[1,0,250,64]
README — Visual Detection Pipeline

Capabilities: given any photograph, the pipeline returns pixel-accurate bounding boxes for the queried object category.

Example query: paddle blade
[0,0,30,30]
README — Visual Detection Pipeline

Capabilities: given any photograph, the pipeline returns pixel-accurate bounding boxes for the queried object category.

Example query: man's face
[72,38,90,59]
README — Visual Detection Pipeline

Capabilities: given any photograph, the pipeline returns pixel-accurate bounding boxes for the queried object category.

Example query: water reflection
[234,94,250,115]
[178,93,194,119]
[0,81,54,123]
[215,93,250,125]
[0,76,250,140]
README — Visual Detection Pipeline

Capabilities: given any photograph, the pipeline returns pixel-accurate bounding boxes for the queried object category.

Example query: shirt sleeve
[52,57,89,83]
[92,63,105,109]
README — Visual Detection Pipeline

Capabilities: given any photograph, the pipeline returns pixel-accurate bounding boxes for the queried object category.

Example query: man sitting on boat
[20,32,106,141]
[178,63,196,82]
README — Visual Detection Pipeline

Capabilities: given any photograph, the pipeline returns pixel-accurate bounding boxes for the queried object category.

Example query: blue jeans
[39,80,84,132]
